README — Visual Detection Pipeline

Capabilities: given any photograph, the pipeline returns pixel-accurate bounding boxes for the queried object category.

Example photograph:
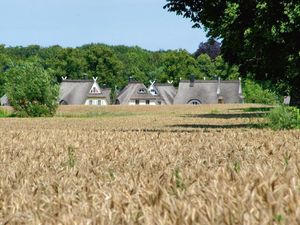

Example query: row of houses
[0,77,244,106]
[58,76,244,105]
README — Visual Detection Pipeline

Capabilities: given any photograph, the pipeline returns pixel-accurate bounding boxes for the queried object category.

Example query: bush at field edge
[267,106,300,130]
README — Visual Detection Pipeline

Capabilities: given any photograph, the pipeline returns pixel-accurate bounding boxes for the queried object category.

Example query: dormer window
[138,88,147,94]
[90,85,100,94]
[150,89,158,95]
[90,87,98,94]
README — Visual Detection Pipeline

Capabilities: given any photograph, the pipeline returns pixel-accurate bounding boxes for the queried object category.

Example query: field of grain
[1,104,300,224]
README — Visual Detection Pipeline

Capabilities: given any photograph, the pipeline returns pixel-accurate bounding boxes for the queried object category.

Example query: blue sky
[0,0,207,53]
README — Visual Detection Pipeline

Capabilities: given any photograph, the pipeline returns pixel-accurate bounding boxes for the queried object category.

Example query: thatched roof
[174,80,243,104]
[220,81,243,104]
[155,84,177,105]
[117,82,156,104]
[59,80,110,105]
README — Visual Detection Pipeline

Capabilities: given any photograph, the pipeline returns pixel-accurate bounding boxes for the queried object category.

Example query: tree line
[0,42,240,96]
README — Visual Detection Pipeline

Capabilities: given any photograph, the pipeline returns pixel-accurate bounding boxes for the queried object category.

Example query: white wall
[128,100,156,105]
[85,99,107,106]
[149,100,156,105]
[129,100,136,105]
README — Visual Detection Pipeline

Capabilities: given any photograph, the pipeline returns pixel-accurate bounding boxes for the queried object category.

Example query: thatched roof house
[59,77,111,106]
[174,78,244,104]
[116,81,157,105]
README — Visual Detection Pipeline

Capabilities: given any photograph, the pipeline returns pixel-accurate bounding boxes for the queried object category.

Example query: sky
[0,0,207,53]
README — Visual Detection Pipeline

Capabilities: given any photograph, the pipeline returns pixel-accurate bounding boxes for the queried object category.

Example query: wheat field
[1,105,300,224]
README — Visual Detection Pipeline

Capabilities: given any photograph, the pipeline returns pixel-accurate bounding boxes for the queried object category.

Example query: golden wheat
[0,104,299,224]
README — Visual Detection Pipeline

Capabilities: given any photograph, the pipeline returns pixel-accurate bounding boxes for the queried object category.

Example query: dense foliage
[4,62,59,117]
[243,79,279,104]
[267,106,300,130]
[164,0,300,106]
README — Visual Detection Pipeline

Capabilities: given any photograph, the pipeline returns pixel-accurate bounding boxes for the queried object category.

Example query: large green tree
[82,44,125,88]
[158,50,202,85]
[4,62,59,117]
[164,0,300,106]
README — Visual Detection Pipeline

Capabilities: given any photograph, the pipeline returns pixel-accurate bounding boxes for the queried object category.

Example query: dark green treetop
[164,0,300,105]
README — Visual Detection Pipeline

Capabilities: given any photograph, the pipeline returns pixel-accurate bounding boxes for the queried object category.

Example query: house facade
[59,77,111,106]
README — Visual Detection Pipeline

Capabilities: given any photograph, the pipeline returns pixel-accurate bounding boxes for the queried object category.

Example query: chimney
[238,77,242,95]
[189,74,195,87]
[82,73,88,80]
[217,77,221,95]
[128,76,134,83]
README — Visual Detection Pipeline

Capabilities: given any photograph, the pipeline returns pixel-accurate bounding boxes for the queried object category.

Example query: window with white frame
[150,89,158,95]
[188,99,201,105]
[90,86,100,94]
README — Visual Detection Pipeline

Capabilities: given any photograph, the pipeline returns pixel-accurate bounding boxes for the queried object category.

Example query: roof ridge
[179,79,239,83]
[62,80,94,83]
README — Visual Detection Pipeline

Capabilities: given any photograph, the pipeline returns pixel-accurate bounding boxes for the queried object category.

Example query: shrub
[267,106,300,130]
[243,79,278,105]
[4,62,59,117]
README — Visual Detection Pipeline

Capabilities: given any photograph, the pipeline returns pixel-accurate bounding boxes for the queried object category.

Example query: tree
[196,54,239,80]
[4,62,59,117]
[0,52,11,97]
[243,79,279,104]
[158,50,202,85]
[194,38,221,59]
[164,0,300,106]
[196,54,215,78]
[82,44,125,88]
[213,56,240,79]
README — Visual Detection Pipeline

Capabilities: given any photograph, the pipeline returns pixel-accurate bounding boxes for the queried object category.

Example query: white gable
[89,82,101,94]
[148,81,159,96]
